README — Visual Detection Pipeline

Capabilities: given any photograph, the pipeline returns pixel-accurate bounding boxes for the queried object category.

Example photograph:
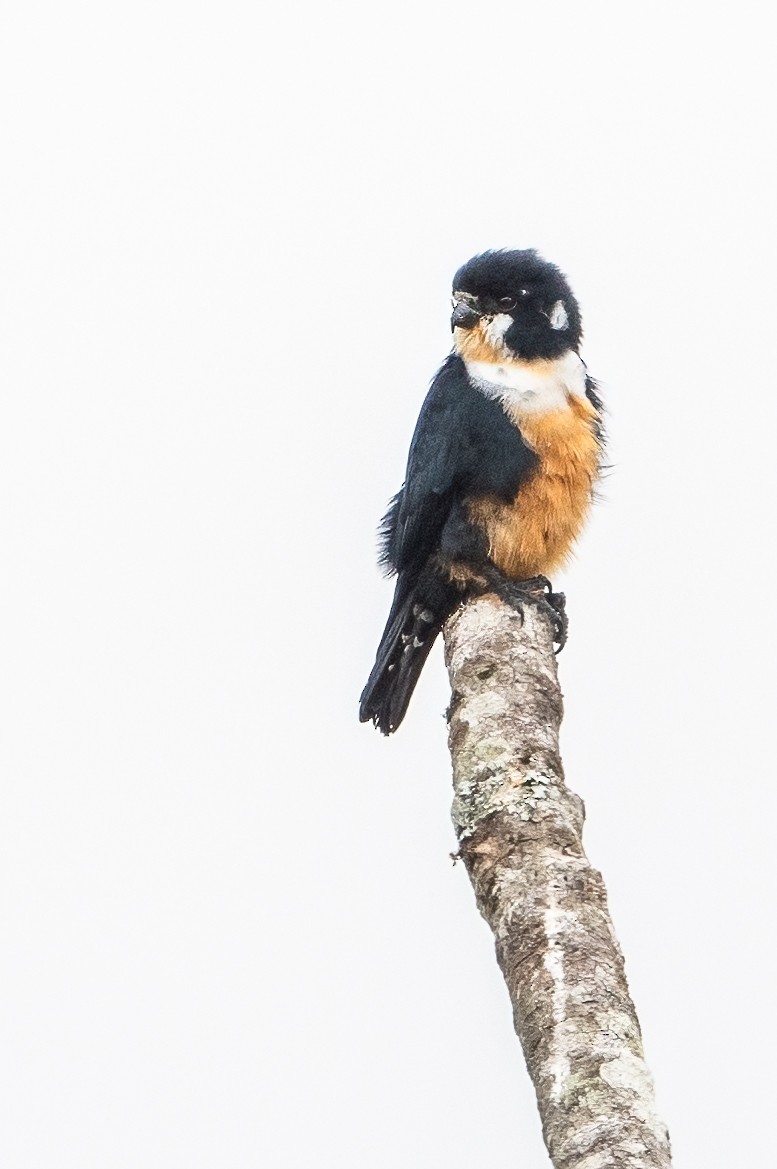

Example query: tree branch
[443,595,672,1169]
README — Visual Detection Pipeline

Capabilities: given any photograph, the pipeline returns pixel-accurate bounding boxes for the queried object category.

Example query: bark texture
[444,595,672,1169]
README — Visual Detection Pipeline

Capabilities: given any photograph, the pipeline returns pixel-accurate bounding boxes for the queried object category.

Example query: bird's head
[451,249,581,362]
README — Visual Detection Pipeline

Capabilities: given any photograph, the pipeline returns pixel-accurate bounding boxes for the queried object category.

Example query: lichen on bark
[443,595,672,1169]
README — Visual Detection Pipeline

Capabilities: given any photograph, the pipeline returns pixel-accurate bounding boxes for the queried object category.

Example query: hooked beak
[451,298,482,332]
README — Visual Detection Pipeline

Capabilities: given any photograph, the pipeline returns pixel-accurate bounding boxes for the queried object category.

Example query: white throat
[465,350,586,414]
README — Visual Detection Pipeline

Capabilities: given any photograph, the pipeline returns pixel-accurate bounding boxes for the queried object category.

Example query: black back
[380,355,538,578]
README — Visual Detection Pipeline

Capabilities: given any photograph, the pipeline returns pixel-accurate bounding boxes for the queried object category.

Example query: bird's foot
[477,570,568,652]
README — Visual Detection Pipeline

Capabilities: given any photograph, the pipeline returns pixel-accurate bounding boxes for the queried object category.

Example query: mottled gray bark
[443,595,672,1169]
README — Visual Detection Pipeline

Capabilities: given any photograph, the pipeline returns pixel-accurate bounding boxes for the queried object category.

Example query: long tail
[359,573,455,734]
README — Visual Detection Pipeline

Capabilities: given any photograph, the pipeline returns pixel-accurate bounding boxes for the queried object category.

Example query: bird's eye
[497,296,517,311]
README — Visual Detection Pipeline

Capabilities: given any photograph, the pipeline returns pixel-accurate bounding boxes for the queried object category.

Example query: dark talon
[471,567,569,651]
[520,575,552,595]
[546,590,568,652]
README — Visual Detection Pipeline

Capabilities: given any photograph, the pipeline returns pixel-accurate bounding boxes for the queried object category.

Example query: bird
[359,249,604,735]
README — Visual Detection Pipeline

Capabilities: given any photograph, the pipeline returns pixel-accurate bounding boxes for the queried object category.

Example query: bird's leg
[473,567,568,652]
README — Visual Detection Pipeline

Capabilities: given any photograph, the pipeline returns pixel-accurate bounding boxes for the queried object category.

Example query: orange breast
[467,393,600,579]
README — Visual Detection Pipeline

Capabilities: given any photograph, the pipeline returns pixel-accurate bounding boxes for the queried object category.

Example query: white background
[1,3,776,1166]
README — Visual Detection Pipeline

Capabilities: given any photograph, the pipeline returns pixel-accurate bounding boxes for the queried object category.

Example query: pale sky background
[1,3,776,1166]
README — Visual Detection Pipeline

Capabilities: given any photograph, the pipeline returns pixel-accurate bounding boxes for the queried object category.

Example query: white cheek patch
[483,313,514,348]
[548,300,569,330]
[487,312,513,337]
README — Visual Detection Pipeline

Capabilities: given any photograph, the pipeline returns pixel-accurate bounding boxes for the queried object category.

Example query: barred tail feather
[359,582,447,735]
